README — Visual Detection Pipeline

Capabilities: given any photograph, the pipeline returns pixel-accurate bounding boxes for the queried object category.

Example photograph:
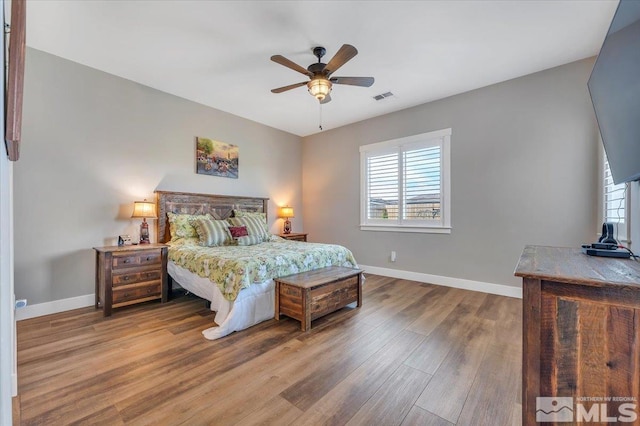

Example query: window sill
[359,225,451,234]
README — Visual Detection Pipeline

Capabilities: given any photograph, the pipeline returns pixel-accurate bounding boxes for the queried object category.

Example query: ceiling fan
[270,44,374,104]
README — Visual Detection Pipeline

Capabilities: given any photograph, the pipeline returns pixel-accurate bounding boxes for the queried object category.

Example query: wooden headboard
[155,191,269,244]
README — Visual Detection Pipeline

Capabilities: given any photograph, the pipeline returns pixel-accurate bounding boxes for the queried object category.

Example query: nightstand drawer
[112,250,161,269]
[112,269,162,287]
[112,282,161,305]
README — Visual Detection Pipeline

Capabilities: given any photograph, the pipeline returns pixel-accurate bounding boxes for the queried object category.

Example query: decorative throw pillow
[189,216,232,247]
[167,212,210,240]
[228,226,249,238]
[228,216,269,242]
[233,211,268,231]
[236,234,264,246]
[234,210,267,222]
[170,237,200,246]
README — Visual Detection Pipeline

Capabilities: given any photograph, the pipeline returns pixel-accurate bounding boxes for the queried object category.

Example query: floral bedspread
[168,237,358,301]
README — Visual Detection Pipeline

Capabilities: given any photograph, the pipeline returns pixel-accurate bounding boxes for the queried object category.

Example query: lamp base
[283,219,291,234]
[140,219,150,244]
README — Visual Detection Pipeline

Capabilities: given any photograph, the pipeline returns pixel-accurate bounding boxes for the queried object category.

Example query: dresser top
[515,245,640,288]
[93,243,168,253]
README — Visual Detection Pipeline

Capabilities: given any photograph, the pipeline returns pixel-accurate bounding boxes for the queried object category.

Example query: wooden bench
[274,266,363,331]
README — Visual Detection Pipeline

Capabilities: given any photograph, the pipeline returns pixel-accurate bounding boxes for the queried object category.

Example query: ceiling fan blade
[271,55,313,77]
[330,76,374,87]
[271,82,308,93]
[320,93,332,104]
[271,81,307,93]
[324,44,358,76]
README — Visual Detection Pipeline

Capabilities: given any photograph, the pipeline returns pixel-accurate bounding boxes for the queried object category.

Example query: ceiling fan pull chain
[319,103,323,131]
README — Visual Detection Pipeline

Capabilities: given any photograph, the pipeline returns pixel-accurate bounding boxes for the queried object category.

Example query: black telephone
[582,223,630,258]
[597,222,618,245]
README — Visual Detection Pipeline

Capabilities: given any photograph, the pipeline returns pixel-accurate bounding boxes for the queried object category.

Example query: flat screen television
[588,0,640,184]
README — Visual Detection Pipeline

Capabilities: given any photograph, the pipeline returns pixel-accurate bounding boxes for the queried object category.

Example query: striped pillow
[237,234,264,246]
[228,216,269,242]
[190,217,232,247]
[233,211,267,222]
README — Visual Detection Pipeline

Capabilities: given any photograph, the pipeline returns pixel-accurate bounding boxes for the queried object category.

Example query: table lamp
[279,206,294,234]
[131,199,157,244]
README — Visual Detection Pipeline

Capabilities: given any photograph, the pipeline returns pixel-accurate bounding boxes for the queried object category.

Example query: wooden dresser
[515,245,640,424]
[94,244,169,316]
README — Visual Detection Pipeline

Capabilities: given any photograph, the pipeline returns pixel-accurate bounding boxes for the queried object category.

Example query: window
[360,128,451,233]
[603,155,628,242]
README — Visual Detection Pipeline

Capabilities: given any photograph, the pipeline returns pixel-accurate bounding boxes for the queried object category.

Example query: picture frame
[195,137,239,179]
[5,0,26,161]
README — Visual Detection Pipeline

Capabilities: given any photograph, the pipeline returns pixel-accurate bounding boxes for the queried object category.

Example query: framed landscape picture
[195,137,239,179]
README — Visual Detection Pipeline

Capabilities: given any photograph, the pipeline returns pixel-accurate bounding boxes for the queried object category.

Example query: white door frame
[1,0,16,423]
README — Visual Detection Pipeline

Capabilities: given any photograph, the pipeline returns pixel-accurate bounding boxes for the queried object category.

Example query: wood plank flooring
[13,274,522,425]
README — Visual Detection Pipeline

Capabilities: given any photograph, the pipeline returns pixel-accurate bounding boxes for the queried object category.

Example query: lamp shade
[279,206,294,218]
[131,200,157,219]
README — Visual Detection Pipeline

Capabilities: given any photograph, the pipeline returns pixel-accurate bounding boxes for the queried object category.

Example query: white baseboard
[359,265,522,299]
[14,267,521,321]
[15,294,94,321]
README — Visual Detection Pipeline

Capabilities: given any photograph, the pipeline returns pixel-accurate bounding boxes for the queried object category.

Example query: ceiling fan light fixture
[271,44,372,105]
[307,77,332,101]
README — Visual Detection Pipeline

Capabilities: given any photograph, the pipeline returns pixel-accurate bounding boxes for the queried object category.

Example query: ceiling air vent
[373,92,394,101]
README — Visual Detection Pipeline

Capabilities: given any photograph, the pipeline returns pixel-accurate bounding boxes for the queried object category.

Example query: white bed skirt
[168,262,275,340]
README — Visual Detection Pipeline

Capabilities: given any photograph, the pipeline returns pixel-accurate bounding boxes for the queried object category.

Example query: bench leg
[302,290,310,331]
[274,281,280,320]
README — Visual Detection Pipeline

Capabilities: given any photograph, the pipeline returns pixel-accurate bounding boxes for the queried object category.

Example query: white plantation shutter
[603,156,627,241]
[360,128,451,233]
[403,145,441,221]
[366,151,398,220]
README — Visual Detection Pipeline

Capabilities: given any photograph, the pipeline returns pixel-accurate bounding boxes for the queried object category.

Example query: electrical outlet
[15,299,27,309]
[390,251,397,262]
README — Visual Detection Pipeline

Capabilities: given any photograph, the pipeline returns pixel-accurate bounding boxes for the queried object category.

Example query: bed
[155,191,359,339]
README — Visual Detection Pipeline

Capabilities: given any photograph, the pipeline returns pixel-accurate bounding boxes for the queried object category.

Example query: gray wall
[15,48,303,304]
[302,58,599,288]
[16,49,601,304]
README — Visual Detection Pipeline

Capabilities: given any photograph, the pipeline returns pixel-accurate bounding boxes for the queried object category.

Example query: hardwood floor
[13,274,522,425]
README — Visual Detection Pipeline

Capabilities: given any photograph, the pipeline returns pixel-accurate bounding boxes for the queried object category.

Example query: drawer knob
[147,288,152,293]
[123,259,131,263]
[123,293,130,298]
[147,273,152,277]
[123,276,129,281]
[146,256,152,261]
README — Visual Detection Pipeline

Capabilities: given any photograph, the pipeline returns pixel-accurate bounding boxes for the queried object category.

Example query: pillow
[228,226,249,238]
[228,216,269,242]
[234,211,267,222]
[190,216,232,247]
[237,234,264,246]
[167,212,210,240]
[169,237,200,246]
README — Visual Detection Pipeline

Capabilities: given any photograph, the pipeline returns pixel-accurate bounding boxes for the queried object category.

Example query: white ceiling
[22,0,618,137]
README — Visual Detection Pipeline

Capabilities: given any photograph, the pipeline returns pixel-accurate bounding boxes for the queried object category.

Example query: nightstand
[94,244,168,316]
[278,233,308,242]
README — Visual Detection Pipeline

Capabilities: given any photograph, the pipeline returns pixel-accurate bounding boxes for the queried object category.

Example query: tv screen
[588,0,640,184]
